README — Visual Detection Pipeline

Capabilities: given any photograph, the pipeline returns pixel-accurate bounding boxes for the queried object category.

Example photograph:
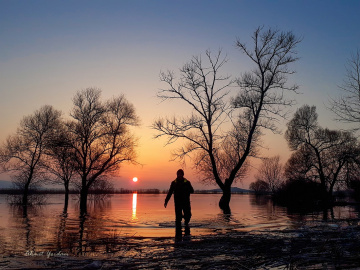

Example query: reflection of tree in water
[249,194,284,221]
[5,195,121,256]
[281,201,360,226]
[213,212,242,232]
[55,196,123,256]
[249,194,272,206]
[72,194,112,213]
[0,225,6,254]
[6,193,48,206]
[8,205,44,254]
[321,206,359,225]
[87,195,113,213]
[55,204,68,252]
[249,194,331,225]
[353,204,360,219]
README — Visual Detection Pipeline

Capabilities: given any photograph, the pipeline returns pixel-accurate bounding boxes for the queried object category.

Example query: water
[0,193,359,256]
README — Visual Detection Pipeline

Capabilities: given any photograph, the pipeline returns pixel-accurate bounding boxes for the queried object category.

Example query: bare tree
[154,27,301,212]
[330,49,360,130]
[67,88,139,214]
[88,176,114,202]
[345,161,360,199]
[255,155,284,193]
[284,145,315,182]
[249,180,270,194]
[45,125,77,211]
[0,105,62,205]
[285,105,360,199]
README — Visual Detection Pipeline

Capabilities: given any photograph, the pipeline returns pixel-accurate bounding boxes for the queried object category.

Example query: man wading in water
[164,169,194,241]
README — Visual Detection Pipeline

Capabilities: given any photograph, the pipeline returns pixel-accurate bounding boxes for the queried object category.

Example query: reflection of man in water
[164,169,194,241]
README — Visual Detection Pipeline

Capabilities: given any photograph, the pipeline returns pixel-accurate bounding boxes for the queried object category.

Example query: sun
[132,177,138,183]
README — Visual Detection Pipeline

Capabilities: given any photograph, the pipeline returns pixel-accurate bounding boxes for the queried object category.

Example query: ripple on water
[1,193,360,256]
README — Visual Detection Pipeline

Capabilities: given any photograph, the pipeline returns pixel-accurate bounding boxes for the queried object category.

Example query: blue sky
[0,0,359,189]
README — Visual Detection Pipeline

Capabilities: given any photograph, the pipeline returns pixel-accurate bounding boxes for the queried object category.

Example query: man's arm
[164,182,174,208]
[188,181,194,194]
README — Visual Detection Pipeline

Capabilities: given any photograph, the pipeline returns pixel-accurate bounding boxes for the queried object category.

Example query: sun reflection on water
[132,192,137,220]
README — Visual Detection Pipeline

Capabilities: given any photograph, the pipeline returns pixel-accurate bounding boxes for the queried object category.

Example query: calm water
[0,193,359,256]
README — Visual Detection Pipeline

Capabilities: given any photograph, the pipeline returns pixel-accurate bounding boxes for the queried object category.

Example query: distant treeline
[0,188,251,195]
[0,188,162,195]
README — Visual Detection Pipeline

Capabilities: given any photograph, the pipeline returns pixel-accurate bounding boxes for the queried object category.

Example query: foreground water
[0,193,359,256]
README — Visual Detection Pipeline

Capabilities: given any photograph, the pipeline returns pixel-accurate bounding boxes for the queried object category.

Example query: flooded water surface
[0,193,359,256]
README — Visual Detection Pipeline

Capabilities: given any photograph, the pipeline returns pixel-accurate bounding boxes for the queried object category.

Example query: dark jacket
[165,178,194,206]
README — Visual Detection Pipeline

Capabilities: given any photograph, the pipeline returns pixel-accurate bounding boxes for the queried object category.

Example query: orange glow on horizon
[115,132,286,190]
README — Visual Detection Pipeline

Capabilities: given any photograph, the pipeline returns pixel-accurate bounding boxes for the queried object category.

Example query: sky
[0,0,359,190]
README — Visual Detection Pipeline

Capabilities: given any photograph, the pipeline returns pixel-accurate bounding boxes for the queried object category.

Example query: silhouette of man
[164,169,194,241]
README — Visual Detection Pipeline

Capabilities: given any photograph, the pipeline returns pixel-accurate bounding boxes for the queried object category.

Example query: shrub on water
[6,193,48,205]
[349,180,360,201]
[273,178,328,212]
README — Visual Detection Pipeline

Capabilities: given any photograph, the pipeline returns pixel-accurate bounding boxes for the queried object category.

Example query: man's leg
[183,204,192,235]
[175,204,183,240]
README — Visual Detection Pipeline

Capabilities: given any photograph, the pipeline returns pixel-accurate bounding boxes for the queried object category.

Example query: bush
[249,180,270,195]
[6,193,48,205]
[349,180,360,201]
[273,178,328,212]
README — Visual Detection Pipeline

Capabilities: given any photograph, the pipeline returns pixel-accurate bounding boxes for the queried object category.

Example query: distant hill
[0,180,12,189]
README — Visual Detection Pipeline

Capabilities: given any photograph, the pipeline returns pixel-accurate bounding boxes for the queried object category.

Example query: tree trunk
[328,180,336,199]
[22,204,28,218]
[22,181,30,205]
[80,186,88,214]
[219,182,231,214]
[78,213,87,255]
[327,185,335,206]
[64,184,69,213]
[319,179,327,198]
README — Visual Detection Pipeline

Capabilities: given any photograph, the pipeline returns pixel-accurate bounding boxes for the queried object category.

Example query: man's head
[176,169,184,179]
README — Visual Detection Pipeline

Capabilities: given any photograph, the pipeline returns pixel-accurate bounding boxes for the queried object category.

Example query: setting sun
[132,177,138,183]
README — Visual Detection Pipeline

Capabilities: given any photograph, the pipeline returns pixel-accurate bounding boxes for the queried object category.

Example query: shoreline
[2,225,360,269]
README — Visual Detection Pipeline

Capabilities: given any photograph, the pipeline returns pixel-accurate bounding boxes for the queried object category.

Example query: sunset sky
[1,0,359,190]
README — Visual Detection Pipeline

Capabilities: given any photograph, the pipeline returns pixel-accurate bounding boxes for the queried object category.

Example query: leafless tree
[345,161,360,199]
[255,155,284,193]
[67,88,139,214]
[249,180,270,194]
[285,105,360,198]
[330,49,360,130]
[154,27,301,212]
[284,145,315,181]
[88,176,114,201]
[0,105,62,205]
[45,124,77,211]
